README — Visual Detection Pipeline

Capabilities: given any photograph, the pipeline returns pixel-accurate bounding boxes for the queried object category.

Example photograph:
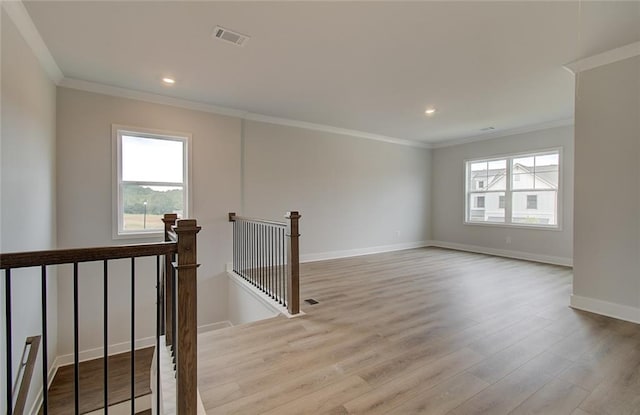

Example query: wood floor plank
[509,378,589,415]
[262,375,371,415]
[578,346,640,415]
[449,367,551,415]
[388,371,490,415]
[343,347,484,415]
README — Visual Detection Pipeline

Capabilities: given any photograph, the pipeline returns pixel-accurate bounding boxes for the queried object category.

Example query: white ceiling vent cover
[212,26,249,47]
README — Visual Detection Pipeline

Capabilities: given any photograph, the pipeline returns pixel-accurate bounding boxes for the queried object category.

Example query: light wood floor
[198,247,640,415]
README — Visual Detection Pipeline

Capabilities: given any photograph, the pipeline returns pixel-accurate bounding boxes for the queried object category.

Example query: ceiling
[23,1,640,144]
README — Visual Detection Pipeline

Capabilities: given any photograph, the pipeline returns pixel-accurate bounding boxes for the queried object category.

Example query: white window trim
[112,124,192,240]
[463,147,563,231]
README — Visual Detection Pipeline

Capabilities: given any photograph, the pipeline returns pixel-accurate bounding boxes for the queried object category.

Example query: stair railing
[1,214,200,415]
[228,211,301,315]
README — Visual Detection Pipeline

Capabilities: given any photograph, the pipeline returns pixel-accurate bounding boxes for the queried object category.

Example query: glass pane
[122,135,184,183]
[533,169,558,189]
[534,154,559,189]
[511,191,557,226]
[469,162,488,191]
[122,184,183,231]
[512,172,534,189]
[470,162,488,172]
[513,156,534,168]
[468,192,505,223]
[487,159,507,191]
[535,153,559,168]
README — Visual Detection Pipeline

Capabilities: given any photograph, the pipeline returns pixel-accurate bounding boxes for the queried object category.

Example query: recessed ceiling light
[162,77,175,85]
[425,108,436,115]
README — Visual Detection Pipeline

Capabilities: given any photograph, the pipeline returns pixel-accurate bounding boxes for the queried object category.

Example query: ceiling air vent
[212,26,249,47]
[480,126,495,131]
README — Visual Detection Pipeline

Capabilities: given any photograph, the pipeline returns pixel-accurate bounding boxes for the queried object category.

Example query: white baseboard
[198,320,233,333]
[56,337,158,367]
[570,294,640,324]
[300,241,430,263]
[428,240,573,267]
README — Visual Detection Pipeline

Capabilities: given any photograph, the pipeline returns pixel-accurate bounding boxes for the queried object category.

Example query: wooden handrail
[228,212,286,227]
[0,242,177,270]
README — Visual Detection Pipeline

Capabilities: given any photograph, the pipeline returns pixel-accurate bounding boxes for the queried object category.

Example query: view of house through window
[115,127,189,236]
[465,150,559,227]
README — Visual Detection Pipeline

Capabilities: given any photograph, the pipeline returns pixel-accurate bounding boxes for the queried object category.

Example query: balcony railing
[228,212,301,315]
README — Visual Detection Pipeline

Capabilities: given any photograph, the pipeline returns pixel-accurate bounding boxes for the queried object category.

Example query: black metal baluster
[172,256,177,365]
[103,260,109,415]
[155,256,161,414]
[241,221,245,279]
[233,221,237,273]
[5,269,13,415]
[282,228,286,307]
[251,223,255,285]
[276,229,281,304]
[73,263,79,415]
[268,226,273,298]
[41,266,49,415]
[130,258,135,415]
[260,224,264,291]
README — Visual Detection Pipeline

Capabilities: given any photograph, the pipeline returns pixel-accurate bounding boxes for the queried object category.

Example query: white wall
[243,120,431,258]
[431,125,574,265]
[1,8,58,413]
[572,56,640,323]
[56,88,241,356]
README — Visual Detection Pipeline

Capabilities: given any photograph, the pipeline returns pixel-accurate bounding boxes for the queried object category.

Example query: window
[113,125,190,237]
[465,149,560,228]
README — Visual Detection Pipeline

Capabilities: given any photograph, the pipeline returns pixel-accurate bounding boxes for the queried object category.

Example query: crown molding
[243,113,430,148]
[564,41,640,74]
[2,0,63,83]
[59,78,248,118]
[429,117,574,149]
[60,77,431,149]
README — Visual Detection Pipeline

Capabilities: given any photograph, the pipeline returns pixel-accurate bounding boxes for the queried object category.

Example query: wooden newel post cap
[285,211,301,220]
[172,219,202,233]
[228,212,236,222]
[162,213,178,224]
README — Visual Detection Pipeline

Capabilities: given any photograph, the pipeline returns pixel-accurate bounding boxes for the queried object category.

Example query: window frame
[464,147,562,230]
[112,124,192,239]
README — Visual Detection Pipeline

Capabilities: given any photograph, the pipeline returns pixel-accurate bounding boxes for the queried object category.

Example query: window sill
[463,221,563,232]
[113,230,164,241]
